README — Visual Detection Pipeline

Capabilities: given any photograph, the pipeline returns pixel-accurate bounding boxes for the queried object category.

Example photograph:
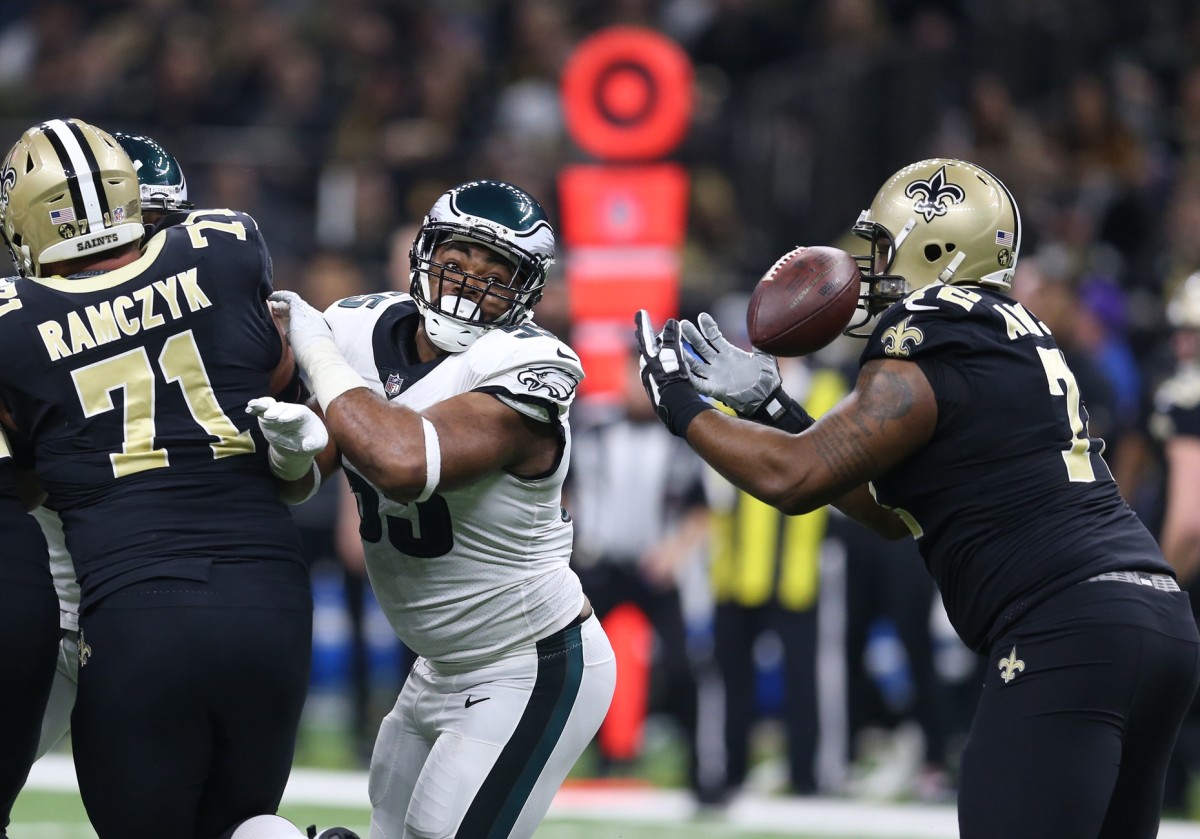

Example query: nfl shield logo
[384,372,404,398]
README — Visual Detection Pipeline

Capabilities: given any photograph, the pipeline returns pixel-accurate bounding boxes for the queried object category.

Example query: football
[746,245,862,356]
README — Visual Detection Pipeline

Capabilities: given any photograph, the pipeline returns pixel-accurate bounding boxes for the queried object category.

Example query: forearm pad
[298,336,364,413]
[742,386,815,434]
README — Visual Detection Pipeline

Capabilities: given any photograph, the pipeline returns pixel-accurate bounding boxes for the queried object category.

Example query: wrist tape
[415,417,441,502]
[300,336,364,412]
[268,455,321,504]
[659,381,715,438]
[267,444,316,482]
[744,387,815,434]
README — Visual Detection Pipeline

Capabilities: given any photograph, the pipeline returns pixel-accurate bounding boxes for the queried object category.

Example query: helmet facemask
[847,214,910,335]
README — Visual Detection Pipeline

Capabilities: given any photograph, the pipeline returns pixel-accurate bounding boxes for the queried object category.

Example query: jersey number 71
[71,329,254,478]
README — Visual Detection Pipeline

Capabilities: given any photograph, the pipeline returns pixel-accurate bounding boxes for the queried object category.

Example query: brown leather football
[746,245,862,356]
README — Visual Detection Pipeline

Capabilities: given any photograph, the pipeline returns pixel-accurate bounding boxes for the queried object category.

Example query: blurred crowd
[11,0,1200,813]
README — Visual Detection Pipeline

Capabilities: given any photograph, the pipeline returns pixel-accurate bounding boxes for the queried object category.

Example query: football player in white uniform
[268,180,615,839]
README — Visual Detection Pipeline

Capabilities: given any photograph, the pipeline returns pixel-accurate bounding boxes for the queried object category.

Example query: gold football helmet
[0,118,143,277]
[850,158,1022,325]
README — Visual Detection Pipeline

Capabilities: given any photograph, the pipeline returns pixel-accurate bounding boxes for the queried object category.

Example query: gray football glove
[680,312,782,416]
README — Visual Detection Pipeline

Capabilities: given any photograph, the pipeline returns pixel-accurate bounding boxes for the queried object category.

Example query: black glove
[634,309,714,437]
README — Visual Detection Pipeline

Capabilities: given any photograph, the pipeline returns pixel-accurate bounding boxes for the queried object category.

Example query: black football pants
[958,579,1200,839]
[71,578,312,839]
[713,601,819,794]
[0,576,59,836]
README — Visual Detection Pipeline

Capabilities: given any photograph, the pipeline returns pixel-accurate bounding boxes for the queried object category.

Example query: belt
[1085,570,1180,592]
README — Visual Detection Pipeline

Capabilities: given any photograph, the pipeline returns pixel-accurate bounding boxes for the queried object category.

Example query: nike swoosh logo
[556,347,578,362]
[464,695,490,708]
[904,297,938,312]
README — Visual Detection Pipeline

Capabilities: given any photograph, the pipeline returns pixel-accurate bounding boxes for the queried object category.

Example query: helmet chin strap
[421,295,486,353]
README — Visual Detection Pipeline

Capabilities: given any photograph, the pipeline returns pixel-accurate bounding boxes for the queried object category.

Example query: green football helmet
[850,158,1022,327]
[0,118,143,277]
[410,180,555,352]
[112,131,194,215]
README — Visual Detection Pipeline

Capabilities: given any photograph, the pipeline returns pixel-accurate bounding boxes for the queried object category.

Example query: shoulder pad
[887,283,989,323]
[180,208,261,232]
[466,322,584,421]
[863,283,1022,363]
[324,291,413,366]
[324,291,412,333]
[468,322,584,380]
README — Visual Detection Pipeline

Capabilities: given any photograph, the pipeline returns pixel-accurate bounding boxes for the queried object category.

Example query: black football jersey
[0,210,302,609]
[0,429,49,585]
[860,282,1167,653]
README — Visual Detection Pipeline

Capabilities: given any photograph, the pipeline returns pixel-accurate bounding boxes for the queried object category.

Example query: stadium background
[11,0,1200,835]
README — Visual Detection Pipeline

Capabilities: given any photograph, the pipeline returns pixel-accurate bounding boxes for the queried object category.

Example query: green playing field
[10,789,857,839]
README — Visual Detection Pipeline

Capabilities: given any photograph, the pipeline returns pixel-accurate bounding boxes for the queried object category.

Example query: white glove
[246,396,328,481]
[679,312,782,416]
[267,290,335,368]
[268,290,363,412]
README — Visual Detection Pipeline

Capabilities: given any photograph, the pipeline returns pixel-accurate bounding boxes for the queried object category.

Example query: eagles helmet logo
[517,366,578,401]
[904,165,966,223]
[881,316,925,357]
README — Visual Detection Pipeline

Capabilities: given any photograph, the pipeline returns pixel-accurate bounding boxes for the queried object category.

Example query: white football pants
[368,613,615,839]
[36,629,79,758]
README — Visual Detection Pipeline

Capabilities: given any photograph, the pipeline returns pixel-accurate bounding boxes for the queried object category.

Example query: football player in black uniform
[32,130,200,766]
[0,118,324,839]
[635,158,1200,839]
[0,425,57,838]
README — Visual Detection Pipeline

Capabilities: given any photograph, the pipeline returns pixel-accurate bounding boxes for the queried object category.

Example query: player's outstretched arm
[271,289,561,502]
[684,359,935,527]
[325,387,553,503]
[635,310,933,538]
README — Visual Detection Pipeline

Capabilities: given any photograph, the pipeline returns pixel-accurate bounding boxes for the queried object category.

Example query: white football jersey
[325,292,585,663]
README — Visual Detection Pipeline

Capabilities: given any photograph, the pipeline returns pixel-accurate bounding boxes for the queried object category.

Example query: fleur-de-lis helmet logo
[904,165,966,223]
